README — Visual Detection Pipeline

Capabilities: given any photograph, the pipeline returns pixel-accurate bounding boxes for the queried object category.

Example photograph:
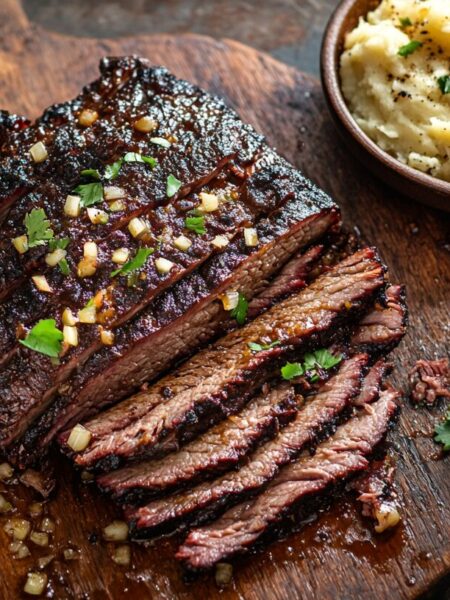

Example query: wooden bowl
[320,0,450,212]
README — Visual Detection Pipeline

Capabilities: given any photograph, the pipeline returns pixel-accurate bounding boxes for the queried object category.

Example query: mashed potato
[340,0,450,182]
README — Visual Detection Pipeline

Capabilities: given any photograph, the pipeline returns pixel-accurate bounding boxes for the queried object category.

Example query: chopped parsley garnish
[399,17,412,28]
[150,137,171,148]
[185,215,206,235]
[398,40,422,57]
[24,208,54,248]
[434,411,450,451]
[437,75,450,95]
[248,340,280,353]
[111,247,154,278]
[167,174,182,198]
[48,237,70,251]
[230,293,248,326]
[19,319,63,358]
[104,159,123,181]
[104,153,157,180]
[58,258,70,276]
[74,182,103,207]
[81,168,101,180]
[281,349,343,381]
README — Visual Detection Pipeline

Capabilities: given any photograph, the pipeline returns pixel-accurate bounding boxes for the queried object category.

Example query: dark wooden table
[23,0,341,78]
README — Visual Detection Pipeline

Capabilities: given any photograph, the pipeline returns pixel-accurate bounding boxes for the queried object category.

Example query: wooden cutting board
[0,1,449,598]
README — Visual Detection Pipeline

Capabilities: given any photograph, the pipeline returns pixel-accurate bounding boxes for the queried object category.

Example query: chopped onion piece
[112,248,130,264]
[12,235,28,254]
[62,308,78,327]
[30,531,49,547]
[31,275,52,293]
[63,547,78,561]
[66,424,92,452]
[77,257,97,278]
[155,257,175,274]
[199,191,219,212]
[0,493,12,514]
[100,328,115,346]
[109,199,126,212]
[78,109,98,127]
[45,248,67,267]
[134,116,158,132]
[220,290,239,311]
[0,462,13,480]
[173,235,192,251]
[37,555,54,569]
[104,186,126,200]
[30,142,48,163]
[87,207,109,225]
[128,217,149,238]
[212,235,229,249]
[112,544,131,566]
[24,572,48,596]
[9,540,31,559]
[28,503,43,518]
[244,227,259,247]
[4,518,31,540]
[84,241,98,259]
[215,562,233,587]
[63,325,78,347]
[78,305,96,324]
[102,520,129,542]
[64,195,81,218]
[40,517,55,534]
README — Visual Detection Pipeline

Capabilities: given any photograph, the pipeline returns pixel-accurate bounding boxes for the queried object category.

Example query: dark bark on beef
[350,285,407,354]
[60,248,384,472]
[176,391,399,570]
[126,355,368,537]
[409,358,450,406]
[353,359,392,406]
[97,384,297,504]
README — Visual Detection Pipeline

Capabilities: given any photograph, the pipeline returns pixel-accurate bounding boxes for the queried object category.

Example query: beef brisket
[60,248,384,471]
[126,354,368,537]
[97,383,297,503]
[176,391,399,570]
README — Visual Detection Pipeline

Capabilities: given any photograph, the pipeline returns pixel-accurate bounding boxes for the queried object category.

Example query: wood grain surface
[0,1,449,598]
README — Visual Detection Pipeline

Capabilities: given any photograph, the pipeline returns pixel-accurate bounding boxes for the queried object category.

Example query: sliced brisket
[60,248,384,471]
[176,391,399,570]
[97,383,297,503]
[126,354,368,537]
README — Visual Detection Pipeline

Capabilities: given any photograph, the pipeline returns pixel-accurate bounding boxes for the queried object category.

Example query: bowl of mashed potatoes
[321,0,450,211]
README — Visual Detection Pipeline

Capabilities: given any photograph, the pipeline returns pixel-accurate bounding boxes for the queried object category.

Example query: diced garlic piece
[112,544,131,566]
[77,258,97,278]
[374,505,401,533]
[109,199,126,212]
[0,462,13,480]
[78,305,96,324]
[28,503,43,518]
[24,572,47,596]
[62,308,78,326]
[63,325,78,347]
[66,424,92,452]
[155,257,175,274]
[134,116,158,133]
[112,248,130,264]
[29,531,49,547]
[221,290,239,311]
[32,275,52,293]
[87,207,109,225]
[173,235,192,251]
[199,191,219,212]
[78,109,98,127]
[64,195,81,218]
[83,241,98,259]
[39,518,55,534]
[212,235,229,249]
[244,227,259,247]
[104,186,126,200]
[100,328,115,346]
[45,248,67,267]
[215,562,233,587]
[4,518,31,541]
[0,493,12,514]
[128,217,149,238]
[9,540,30,559]
[30,142,48,163]
[12,235,28,254]
[37,555,54,569]
[102,520,129,542]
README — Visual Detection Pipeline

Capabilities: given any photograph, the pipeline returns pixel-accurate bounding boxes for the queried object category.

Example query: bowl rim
[320,0,450,198]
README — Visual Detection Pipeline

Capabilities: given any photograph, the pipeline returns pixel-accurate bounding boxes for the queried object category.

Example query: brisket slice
[97,383,297,503]
[61,248,384,471]
[350,285,407,353]
[176,391,399,570]
[126,354,368,536]
[352,359,392,406]
[9,198,339,462]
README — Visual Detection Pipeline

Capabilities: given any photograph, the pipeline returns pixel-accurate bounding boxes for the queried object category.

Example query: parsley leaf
[123,152,157,168]
[48,237,70,251]
[58,258,70,276]
[281,362,305,380]
[150,137,171,148]
[19,319,63,358]
[185,215,206,235]
[74,182,103,207]
[111,247,154,278]
[312,348,343,371]
[104,159,123,181]
[81,168,101,180]
[248,340,280,353]
[438,75,450,95]
[230,293,248,326]
[398,40,422,57]
[434,411,450,451]
[167,174,182,198]
[399,17,412,28]
[24,208,54,248]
